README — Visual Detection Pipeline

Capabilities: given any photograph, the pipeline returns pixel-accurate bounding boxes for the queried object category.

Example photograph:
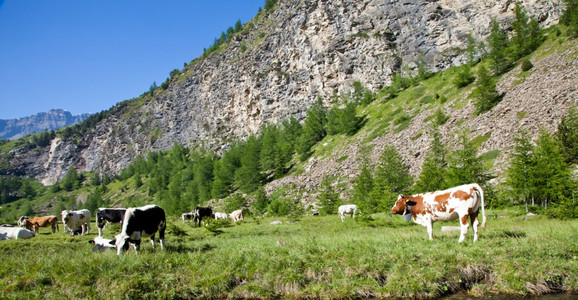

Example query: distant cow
[96,208,127,237]
[61,209,91,236]
[338,204,358,222]
[89,236,116,252]
[18,215,59,234]
[110,204,166,255]
[0,227,35,240]
[229,209,244,222]
[193,206,213,227]
[391,183,487,243]
[212,212,228,220]
[181,212,194,223]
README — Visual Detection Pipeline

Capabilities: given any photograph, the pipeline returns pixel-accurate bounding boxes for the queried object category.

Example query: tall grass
[0,208,576,299]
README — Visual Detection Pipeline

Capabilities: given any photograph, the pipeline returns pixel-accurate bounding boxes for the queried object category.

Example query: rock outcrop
[2,0,565,185]
[0,109,90,140]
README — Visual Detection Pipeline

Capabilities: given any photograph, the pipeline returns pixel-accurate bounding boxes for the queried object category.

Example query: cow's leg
[340,213,345,222]
[426,221,434,240]
[150,235,156,249]
[470,211,480,242]
[133,241,141,254]
[98,226,103,237]
[459,214,470,243]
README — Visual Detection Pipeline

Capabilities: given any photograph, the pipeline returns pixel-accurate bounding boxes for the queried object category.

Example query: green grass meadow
[0,208,576,299]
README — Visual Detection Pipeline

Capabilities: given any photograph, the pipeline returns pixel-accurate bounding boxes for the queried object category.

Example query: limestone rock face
[2,0,564,185]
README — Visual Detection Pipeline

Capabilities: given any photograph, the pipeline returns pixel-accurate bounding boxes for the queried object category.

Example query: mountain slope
[0,0,565,185]
[0,109,90,140]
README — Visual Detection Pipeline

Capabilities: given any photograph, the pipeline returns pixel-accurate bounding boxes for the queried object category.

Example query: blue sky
[0,0,264,119]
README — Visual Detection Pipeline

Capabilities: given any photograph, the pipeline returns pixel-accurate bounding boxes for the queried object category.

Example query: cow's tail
[476,183,487,230]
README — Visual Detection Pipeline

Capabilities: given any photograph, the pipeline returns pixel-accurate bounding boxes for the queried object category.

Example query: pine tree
[487,19,511,75]
[531,129,574,209]
[253,188,269,216]
[556,106,578,164]
[473,65,501,115]
[505,129,535,210]
[352,157,375,213]
[212,143,241,198]
[445,132,491,188]
[414,128,448,192]
[317,176,341,215]
[511,3,544,60]
[260,125,279,172]
[298,99,327,161]
[453,64,475,88]
[235,135,262,193]
[561,0,578,37]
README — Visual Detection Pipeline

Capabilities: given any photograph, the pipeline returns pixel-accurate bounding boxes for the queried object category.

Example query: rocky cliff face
[0,109,90,140]
[3,0,565,185]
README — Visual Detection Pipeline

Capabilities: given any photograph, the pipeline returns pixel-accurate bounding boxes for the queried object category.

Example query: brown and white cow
[18,216,59,234]
[391,183,487,243]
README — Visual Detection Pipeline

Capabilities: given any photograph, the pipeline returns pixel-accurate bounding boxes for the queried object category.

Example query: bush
[521,59,533,71]
[453,65,475,88]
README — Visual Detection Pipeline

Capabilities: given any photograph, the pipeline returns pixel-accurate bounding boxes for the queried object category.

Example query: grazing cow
[192,206,213,227]
[181,212,194,223]
[229,209,244,222]
[61,209,91,236]
[391,183,487,243]
[96,208,127,237]
[0,227,35,240]
[18,216,59,234]
[110,204,166,255]
[213,212,228,220]
[89,236,116,252]
[338,204,359,222]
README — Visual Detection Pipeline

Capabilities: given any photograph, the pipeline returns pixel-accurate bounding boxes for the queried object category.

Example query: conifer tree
[473,65,501,115]
[253,188,269,216]
[505,129,535,210]
[352,157,375,213]
[531,129,574,209]
[445,132,491,188]
[414,128,448,192]
[487,19,511,75]
[556,106,578,164]
[374,146,414,209]
[298,99,326,161]
[318,176,341,215]
[235,135,262,193]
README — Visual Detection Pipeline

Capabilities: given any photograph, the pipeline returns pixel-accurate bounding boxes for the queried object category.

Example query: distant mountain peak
[0,109,91,140]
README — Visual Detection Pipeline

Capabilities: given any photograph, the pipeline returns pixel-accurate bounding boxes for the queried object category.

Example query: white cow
[213,212,228,220]
[61,209,91,236]
[0,227,35,240]
[229,209,244,222]
[338,204,359,222]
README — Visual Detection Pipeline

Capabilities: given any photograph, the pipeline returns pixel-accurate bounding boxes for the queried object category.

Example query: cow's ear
[108,239,116,245]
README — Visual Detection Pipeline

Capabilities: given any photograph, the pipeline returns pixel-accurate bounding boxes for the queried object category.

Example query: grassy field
[0,207,576,299]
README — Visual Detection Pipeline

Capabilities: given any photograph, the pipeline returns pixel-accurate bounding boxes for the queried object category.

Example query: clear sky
[0,0,265,120]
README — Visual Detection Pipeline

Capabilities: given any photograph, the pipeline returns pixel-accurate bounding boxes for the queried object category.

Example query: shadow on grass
[165,242,215,254]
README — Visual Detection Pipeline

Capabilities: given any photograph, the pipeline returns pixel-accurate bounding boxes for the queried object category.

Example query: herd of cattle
[0,183,487,253]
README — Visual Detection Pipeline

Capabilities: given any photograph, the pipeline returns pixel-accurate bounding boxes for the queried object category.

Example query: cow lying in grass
[89,236,116,252]
[0,226,35,240]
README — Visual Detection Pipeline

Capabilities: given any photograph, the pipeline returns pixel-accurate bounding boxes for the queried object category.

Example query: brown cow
[18,216,59,234]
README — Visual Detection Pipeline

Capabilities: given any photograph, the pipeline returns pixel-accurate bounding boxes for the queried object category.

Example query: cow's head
[17,216,29,227]
[110,233,131,255]
[391,195,415,215]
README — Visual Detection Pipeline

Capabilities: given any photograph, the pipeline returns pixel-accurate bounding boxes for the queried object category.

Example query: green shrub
[521,59,533,71]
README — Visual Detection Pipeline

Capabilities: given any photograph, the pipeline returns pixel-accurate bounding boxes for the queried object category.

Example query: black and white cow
[96,208,127,237]
[110,204,166,255]
[192,206,213,227]
[181,212,194,223]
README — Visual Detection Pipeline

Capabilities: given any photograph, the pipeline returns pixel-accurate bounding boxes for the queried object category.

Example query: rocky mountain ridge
[0,109,91,140]
[2,0,567,186]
